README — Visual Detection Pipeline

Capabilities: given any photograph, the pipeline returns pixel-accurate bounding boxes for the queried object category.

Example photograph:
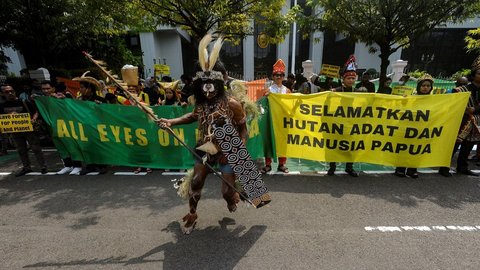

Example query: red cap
[273,59,286,74]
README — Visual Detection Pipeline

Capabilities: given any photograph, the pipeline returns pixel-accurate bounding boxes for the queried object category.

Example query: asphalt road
[1,151,480,269]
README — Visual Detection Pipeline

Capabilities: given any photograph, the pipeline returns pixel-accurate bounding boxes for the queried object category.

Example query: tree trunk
[378,44,391,93]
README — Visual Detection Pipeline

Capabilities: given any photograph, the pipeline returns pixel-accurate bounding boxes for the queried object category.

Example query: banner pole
[81,51,254,207]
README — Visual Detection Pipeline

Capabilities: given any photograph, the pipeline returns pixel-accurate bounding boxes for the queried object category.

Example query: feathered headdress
[342,55,357,78]
[193,34,224,81]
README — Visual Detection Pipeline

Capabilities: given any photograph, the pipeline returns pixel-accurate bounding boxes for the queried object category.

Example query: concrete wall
[354,42,402,74]
[140,30,184,80]
[153,32,183,80]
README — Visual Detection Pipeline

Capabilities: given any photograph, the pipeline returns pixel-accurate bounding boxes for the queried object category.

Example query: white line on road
[365,226,480,232]
[114,172,147,176]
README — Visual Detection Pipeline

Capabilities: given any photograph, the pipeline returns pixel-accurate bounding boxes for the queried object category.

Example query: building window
[254,24,277,79]
[290,0,311,73]
[221,40,243,79]
[130,36,139,47]
[401,28,477,77]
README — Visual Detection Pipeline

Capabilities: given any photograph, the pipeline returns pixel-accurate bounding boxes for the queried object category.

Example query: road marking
[363,171,394,174]
[162,172,187,176]
[114,172,147,176]
[0,172,11,176]
[26,172,57,176]
[365,226,480,232]
[268,171,301,175]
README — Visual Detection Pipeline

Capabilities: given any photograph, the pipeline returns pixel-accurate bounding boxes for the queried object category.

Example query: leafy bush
[407,69,426,79]
[450,69,471,80]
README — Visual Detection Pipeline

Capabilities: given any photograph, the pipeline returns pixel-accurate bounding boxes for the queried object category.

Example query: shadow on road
[264,173,480,209]
[0,173,187,226]
[23,218,266,269]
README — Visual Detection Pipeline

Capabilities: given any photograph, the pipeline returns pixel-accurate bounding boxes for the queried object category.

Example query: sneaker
[79,168,95,175]
[41,168,48,174]
[15,168,33,177]
[57,167,73,175]
[69,167,82,175]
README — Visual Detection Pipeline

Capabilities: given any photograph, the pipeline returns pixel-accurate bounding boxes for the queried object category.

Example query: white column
[139,32,156,79]
[302,60,314,80]
[391,60,408,82]
[290,0,297,74]
[243,23,255,81]
[310,31,324,74]
[276,0,291,72]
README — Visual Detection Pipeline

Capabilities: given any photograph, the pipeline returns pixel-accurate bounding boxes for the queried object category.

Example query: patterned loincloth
[213,120,271,208]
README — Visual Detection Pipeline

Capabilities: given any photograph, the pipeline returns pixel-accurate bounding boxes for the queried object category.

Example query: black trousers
[329,162,353,171]
[11,132,46,170]
[456,141,474,172]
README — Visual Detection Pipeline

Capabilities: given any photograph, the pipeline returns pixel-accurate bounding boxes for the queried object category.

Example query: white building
[4,1,480,80]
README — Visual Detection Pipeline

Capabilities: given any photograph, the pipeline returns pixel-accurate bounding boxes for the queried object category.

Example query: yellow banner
[0,113,33,133]
[268,92,470,167]
[320,64,341,79]
[154,64,170,75]
[392,85,414,96]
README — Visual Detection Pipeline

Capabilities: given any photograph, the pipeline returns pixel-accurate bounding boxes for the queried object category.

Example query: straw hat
[159,80,180,91]
[418,73,434,84]
[73,71,101,91]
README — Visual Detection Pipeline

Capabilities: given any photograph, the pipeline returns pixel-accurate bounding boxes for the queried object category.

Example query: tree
[137,0,298,45]
[301,0,478,89]
[465,3,480,54]
[0,0,153,72]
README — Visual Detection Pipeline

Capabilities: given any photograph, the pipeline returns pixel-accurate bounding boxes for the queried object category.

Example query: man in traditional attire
[328,55,359,177]
[261,59,289,173]
[157,35,270,234]
[452,56,480,176]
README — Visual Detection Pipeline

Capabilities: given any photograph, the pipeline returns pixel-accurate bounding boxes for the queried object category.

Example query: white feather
[208,36,223,71]
[198,34,212,71]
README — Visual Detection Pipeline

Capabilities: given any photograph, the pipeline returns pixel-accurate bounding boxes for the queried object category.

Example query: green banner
[35,96,273,169]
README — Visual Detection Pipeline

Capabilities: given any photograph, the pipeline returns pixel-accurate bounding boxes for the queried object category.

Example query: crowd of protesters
[2,55,480,179]
[0,73,192,176]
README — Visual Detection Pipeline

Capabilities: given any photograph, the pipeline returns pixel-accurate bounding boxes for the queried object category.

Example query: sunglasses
[273,74,285,77]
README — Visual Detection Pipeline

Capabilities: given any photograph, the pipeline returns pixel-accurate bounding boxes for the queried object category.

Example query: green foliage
[450,68,471,80]
[464,2,480,52]
[137,0,294,44]
[466,28,480,53]
[0,0,152,72]
[407,70,427,79]
[303,0,478,91]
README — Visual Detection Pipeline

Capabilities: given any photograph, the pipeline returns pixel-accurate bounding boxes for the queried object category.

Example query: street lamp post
[421,53,435,73]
